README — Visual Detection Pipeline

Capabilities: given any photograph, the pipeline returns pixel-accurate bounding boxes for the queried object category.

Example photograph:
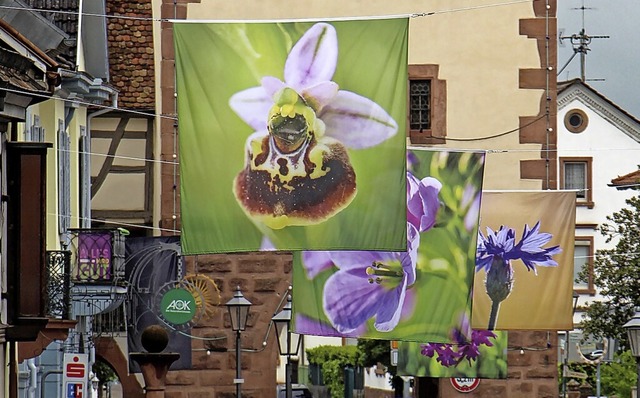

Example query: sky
[557,1,640,118]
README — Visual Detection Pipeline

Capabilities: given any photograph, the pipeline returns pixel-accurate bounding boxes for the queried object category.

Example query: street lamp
[272,295,302,398]
[226,286,252,398]
[562,291,581,398]
[622,308,640,398]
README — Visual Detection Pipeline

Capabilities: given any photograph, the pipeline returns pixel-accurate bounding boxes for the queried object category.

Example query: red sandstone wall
[164,252,293,397]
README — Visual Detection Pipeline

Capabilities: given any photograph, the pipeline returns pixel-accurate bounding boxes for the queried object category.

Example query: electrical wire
[6,0,639,238]
[443,115,546,142]
[0,0,533,23]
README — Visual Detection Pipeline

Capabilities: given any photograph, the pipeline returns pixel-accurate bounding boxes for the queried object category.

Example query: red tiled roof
[610,169,640,190]
[106,0,155,110]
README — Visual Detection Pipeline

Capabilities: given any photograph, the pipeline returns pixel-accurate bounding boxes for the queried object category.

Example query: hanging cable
[0,0,535,24]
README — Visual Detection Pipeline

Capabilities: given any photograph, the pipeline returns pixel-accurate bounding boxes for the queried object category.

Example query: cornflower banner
[174,18,408,254]
[397,313,508,379]
[292,149,485,341]
[471,191,576,330]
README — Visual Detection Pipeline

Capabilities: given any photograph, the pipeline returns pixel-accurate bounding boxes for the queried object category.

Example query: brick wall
[163,252,293,398]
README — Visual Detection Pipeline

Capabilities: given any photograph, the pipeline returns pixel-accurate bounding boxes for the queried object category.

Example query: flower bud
[485,256,513,303]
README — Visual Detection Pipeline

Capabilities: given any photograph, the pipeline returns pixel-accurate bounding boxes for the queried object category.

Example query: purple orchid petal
[230,22,398,153]
[302,251,334,279]
[261,76,286,98]
[260,235,276,251]
[229,86,272,131]
[284,22,338,90]
[301,81,339,112]
[323,268,392,333]
[319,90,398,149]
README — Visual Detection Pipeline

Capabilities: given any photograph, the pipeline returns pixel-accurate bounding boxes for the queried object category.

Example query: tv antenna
[558,1,609,82]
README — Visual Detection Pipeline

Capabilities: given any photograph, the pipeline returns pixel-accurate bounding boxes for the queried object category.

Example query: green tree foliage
[306,345,363,398]
[600,350,638,398]
[559,351,637,397]
[579,195,640,347]
[92,360,118,398]
[357,339,395,374]
[357,339,405,395]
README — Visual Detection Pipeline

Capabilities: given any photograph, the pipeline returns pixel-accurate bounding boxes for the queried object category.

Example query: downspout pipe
[27,358,37,398]
[40,370,62,398]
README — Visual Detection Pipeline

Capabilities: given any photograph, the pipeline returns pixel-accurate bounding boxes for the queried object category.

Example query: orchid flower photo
[293,149,487,342]
[230,22,399,230]
[174,19,408,253]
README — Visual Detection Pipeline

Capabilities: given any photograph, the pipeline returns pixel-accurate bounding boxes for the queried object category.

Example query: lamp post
[623,308,640,398]
[272,295,302,398]
[562,291,581,398]
[226,286,252,398]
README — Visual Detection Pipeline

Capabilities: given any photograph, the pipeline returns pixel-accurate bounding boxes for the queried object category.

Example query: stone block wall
[162,251,293,398]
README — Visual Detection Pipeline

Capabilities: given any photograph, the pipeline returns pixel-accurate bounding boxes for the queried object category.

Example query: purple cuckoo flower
[407,172,442,233]
[230,23,398,229]
[300,172,440,334]
[321,223,420,334]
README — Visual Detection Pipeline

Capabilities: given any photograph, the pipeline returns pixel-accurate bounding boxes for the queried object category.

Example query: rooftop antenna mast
[558,0,609,82]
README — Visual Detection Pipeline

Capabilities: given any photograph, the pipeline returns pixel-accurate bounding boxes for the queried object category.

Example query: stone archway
[94,336,144,398]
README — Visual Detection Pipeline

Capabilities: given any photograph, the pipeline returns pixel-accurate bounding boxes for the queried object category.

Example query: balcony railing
[45,250,72,319]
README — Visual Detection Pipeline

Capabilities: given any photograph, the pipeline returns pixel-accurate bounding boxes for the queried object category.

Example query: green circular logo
[160,288,197,325]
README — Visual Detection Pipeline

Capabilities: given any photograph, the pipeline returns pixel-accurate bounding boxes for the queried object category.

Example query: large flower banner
[174,19,408,254]
[471,191,576,330]
[293,149,485,341]
[397,314,508,379]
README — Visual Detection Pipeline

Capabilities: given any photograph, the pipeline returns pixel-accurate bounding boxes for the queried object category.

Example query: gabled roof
[0,0,73,69]
[558,78,640,144]
[0,18,59,99]
[609,169,640,190]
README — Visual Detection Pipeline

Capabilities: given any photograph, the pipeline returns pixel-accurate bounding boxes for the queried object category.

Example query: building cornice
[559,86,640,143]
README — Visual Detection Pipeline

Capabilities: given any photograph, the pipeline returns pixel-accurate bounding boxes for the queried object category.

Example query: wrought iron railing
[94,304,128,335]
[45,250,72,319]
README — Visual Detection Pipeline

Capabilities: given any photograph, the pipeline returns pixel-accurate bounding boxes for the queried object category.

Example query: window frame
[573,236,595,295]
[408,65,446,144]
[560,157,594,208]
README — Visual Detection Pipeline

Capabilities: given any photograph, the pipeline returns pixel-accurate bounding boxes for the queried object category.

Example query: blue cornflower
[476,221,562,329]
[476,221,561,275]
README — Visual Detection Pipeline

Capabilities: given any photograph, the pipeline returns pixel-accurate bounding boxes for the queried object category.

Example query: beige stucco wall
[150,1,558,397]
[90,117,149,213]
[153,0,547,195]
[28,99,87,250]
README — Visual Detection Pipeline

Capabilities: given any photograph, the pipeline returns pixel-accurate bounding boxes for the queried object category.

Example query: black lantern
[622,308,640,398]
[226,286,252,332]
[272,295,302,398]
[225,287,252,398]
